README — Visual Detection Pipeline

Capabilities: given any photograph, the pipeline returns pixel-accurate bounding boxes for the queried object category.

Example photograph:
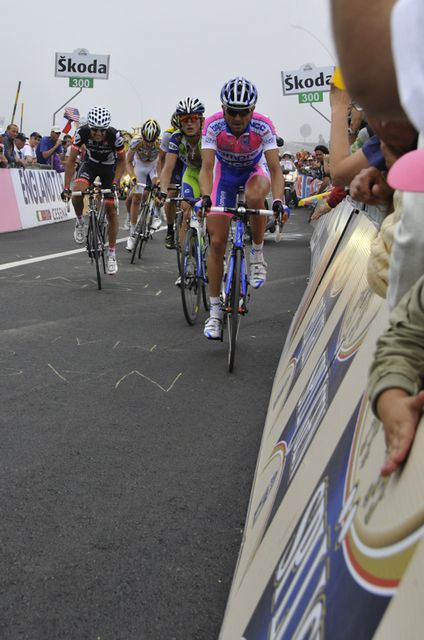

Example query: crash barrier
[0,168,75,233]
[219,199,424,639]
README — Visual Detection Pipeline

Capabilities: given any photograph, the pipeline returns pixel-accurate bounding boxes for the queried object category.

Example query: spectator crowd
[0,123,72,171]
[311,0,424,480]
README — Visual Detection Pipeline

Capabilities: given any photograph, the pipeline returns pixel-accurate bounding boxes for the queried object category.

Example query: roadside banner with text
[9,169,75,229]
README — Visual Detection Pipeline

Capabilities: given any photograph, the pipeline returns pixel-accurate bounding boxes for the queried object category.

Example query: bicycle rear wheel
[201,234,209,311]
[227,249,242,372]
[181,228,201,325]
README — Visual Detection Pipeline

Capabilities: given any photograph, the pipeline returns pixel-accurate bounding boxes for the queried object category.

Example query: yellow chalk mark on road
[48,363,69,383]
[115,370,182,392]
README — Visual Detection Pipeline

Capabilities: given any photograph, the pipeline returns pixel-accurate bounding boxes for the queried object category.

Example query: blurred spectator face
[6,124,18,139]
[15,135,26,150]
[29,133,41,148]
[315,149,324,162]
[368,118,417,158]
[50,130,61,142]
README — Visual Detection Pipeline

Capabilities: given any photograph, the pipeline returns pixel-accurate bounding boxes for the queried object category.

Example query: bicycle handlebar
[71,188,114,196]
[208,206,271,216]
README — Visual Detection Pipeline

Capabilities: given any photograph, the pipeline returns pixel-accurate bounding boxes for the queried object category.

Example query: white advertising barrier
[8,168,75,230]
[219,208,424,639]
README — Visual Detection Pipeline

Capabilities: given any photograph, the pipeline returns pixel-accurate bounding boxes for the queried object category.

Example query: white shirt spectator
[391,0,424,134]
[22,143,37,162]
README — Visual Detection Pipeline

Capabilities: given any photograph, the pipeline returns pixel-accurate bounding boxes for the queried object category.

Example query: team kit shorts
[133,160,158,194]
[75,161,116,200]
[208,157,271,216]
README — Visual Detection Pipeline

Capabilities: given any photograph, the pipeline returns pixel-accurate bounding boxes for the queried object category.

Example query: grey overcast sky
[1,0,335,144]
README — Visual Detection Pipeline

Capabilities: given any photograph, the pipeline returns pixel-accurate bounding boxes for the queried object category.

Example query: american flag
[63,106,80,122]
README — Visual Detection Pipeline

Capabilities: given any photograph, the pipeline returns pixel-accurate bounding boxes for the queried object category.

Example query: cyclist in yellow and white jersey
[125,118,162,251]
[156,113,184,249]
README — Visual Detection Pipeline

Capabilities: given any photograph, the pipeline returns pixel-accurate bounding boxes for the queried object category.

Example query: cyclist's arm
[199,148,215,197]
[264,148,284,202]
[63,145,79,188]
[159,152,177,193]
[113,151,127,184]
[126,149,136,180]
[156,149,166,177]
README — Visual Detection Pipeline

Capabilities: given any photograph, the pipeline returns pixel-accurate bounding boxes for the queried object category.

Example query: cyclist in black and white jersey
[62,106,126,275]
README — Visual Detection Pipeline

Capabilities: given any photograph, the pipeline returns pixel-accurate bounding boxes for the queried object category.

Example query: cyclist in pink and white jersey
[199,77,286,340]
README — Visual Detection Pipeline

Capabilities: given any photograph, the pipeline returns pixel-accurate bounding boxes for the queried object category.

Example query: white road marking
[0,227,167,273]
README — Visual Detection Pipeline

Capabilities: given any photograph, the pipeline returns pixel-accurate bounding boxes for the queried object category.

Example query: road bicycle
[130,182,162,264]
[71,186,115,290]
[167,196,209,324]
[208,189,270,372]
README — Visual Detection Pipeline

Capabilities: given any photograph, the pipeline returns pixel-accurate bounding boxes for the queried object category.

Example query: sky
[1,0,336,146]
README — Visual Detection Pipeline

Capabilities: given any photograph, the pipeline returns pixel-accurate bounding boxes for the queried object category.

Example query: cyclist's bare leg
[165,187,178,225]
[206,215,231,297]
[245,175,270,243]
[179,200,192,248]
[130,193,142,226]
[245,175,271,288]
[72,180,89,219]
[105,201,119,247]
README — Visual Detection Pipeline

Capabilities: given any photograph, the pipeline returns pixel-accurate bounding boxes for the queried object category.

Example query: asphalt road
[0,205,312,640]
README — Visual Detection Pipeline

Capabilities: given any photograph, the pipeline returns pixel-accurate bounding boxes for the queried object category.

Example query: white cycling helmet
[220,77,258,109]
[175,97,205,115]
[87,106,111,129]
[141,118,161,142]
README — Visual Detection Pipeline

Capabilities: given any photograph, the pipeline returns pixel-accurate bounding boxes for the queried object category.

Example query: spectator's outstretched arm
[330,0,403,119]
[369,273,424,475]
[329,85,369,186]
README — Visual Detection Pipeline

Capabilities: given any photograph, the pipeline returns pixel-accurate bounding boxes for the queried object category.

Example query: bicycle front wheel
[227,249,242,372]
[174,208,183,275]
[87,212,102,290]
[181,228,201,325]
[131,206,147,264]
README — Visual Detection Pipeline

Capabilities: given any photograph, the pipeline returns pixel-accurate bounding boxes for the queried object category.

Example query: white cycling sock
[209,297,222,319]
[251,242,264,262]
[130,224,136,235]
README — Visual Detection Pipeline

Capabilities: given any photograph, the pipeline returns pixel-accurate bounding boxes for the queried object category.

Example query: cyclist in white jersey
[126,118,162,251]
[156,113,184,249]
[199,77,286,339]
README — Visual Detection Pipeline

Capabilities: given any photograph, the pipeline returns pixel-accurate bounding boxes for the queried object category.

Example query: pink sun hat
[387,148,424,192]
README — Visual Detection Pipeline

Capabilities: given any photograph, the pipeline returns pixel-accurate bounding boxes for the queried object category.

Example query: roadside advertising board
[219,207,424,639]
[9,169,75,229]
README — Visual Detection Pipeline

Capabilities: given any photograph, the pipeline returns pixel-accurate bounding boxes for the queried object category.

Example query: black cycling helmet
[175,97,205,116]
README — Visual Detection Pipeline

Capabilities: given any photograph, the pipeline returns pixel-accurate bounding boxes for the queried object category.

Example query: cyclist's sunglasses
[179,114,202,124]
[225,107,252,117]
[90,126,107,132]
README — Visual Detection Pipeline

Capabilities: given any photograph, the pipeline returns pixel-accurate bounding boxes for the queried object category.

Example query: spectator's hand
[310,200,331,221]
[349,167,394,206]
[61,188,72,202]
[376,388,424,477]
[330,84,351,111]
